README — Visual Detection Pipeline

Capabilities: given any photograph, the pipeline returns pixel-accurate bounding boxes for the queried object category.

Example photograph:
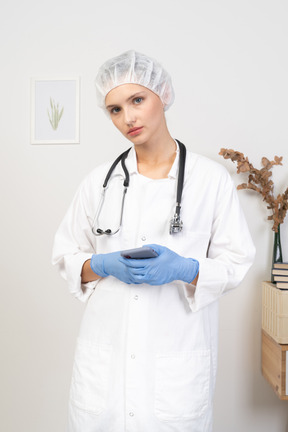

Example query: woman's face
[105,84,166,145]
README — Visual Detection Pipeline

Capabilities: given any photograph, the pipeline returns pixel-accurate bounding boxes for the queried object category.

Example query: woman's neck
[135,134,177,179]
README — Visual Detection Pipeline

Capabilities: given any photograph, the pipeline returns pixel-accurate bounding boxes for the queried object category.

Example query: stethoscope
[91,139,186,236]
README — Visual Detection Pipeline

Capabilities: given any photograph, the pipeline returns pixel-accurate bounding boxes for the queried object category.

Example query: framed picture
[31,77,80,144]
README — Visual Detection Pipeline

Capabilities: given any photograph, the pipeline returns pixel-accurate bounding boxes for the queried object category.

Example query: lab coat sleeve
[52,177,100,302]
[183,169,255,312]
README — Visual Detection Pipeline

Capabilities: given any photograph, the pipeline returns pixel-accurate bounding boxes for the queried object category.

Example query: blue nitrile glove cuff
[183,257,199,284]
[90,251,139,285]
[90,254,109,278]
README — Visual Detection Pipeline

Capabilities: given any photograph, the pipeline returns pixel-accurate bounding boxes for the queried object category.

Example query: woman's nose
[124,107,136,125]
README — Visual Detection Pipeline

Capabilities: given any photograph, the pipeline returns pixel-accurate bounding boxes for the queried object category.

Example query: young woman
[52,50,255,432]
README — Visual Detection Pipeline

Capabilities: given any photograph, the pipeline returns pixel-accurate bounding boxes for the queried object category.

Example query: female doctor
[52,50,255,432]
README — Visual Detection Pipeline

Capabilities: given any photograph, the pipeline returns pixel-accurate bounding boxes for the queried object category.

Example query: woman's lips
[128,127,143,136]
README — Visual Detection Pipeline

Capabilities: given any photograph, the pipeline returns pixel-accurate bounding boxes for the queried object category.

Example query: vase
[271,224,283,283]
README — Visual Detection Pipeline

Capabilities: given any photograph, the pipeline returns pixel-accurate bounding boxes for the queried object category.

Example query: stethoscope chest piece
[169,213,183,234]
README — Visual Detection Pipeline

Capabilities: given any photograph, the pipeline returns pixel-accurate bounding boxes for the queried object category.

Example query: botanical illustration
[47,97,64,130]
[219,149,288,232]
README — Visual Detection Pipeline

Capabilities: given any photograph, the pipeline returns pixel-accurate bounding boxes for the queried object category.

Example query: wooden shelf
[261,330,288,400]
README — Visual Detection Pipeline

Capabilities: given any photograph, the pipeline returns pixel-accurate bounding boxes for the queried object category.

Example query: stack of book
[272,263,288,289]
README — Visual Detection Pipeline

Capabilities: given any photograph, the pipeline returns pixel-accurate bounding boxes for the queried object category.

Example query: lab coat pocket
[70,339,112,414]
[154,350,210,421]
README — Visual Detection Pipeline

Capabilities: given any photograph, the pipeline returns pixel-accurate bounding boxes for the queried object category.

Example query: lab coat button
[131,354,135,359]
[129,412,134,417]
[134,295,139,300]
[141,236,146,241]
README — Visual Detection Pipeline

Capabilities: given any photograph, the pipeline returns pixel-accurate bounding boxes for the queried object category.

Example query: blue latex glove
[119,244,199,286]
[90,251,137,284]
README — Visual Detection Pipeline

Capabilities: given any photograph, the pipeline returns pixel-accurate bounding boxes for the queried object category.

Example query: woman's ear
[162,86,174,111]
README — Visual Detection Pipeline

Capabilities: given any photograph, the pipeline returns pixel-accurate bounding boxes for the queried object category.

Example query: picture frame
[30,77,80,144]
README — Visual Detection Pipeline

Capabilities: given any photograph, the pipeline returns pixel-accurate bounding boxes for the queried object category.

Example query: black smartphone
[120,246,158,259]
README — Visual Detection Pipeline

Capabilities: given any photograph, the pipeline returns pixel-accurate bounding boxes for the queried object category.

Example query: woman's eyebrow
[106,92,145,109]
[127,92,145,101]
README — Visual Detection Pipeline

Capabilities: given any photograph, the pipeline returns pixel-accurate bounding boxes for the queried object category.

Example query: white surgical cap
[95,50,175,111]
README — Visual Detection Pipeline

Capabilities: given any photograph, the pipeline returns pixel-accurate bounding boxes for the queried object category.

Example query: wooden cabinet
[262,330,288,400]
[261,282,288,400]
[262,281,288,343]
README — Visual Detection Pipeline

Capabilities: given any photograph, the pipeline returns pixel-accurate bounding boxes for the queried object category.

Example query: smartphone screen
[120,246,158,259]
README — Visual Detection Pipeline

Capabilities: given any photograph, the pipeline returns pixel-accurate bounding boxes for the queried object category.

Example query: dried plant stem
[219,149,288,232]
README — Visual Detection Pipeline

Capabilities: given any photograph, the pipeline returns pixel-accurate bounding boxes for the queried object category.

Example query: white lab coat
[52,144,255,432]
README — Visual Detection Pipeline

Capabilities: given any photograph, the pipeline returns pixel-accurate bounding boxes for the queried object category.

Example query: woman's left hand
[119,244,199,285]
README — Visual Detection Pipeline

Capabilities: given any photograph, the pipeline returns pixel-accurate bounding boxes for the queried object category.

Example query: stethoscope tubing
[91,140,186,236]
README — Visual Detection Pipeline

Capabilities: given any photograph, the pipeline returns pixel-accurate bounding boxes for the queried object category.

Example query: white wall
[1,0,288,430]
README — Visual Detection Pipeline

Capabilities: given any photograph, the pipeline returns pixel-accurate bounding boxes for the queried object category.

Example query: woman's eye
[111,107,121,114]
[134,97,143,104]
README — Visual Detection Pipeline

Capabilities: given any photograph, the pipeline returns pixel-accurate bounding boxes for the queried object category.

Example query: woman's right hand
[90,252,138,284]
